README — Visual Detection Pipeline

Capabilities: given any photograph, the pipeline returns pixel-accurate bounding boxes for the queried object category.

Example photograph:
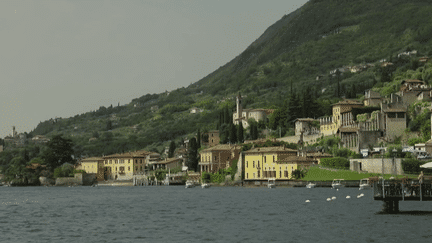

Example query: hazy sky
[0,0,308,138]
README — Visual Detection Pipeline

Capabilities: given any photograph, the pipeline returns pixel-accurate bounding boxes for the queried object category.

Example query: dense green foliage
[320,157,350,169]
[42,134,75,171]
[402,158,423,174]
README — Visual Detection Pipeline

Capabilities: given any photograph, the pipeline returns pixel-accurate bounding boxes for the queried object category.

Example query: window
[284,171,288,177]
[246,161,248,168]
[258,171,260,177]
[264,156,266,163]
[273,156,275,162]
[247,173,249,179]
[253,161,255,168]
[279,171,282,178]
[128,166,130,171]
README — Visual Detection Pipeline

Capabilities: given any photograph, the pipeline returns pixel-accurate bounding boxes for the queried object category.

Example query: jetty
[371,177,432,213]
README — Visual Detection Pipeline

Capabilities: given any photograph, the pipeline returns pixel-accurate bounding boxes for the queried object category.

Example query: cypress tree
[237,122,244,143]
[197,129,201,148]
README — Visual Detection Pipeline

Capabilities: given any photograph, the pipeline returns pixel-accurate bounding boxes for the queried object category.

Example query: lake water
[1,186,432,243]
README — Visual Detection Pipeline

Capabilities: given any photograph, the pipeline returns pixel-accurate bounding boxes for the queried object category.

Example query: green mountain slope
[27,0,432,156]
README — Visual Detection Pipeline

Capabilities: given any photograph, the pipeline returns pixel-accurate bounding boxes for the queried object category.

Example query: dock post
[383,200,399,213]
[420,183,423,201]
[394,200,399,213]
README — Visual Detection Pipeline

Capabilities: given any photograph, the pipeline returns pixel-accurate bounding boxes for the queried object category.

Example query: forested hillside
[15,0,432,157]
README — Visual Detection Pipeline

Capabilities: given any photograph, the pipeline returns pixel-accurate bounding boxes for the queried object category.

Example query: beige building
[364,90,382,107]
[148,157,181,170]
[206,130,220,147]
[199,144,242,173]
[319,99,363,136]
[79,157,104,181]
[381,102,407,142]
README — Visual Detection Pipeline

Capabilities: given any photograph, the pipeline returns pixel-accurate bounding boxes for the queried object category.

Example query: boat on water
[185,181,195,188]
[332,179,344,189]
[201,183,210,188]
[359,178,371,190]
[268,179,276,188]
[306,182,316,188]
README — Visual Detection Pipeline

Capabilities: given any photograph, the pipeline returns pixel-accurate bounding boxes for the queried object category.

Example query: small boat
[332,179,344,189]
[306,182,316,188]
[201,183,210,188]
[268,179,276,188]
[359,178,370,190]
[185,181,195,188]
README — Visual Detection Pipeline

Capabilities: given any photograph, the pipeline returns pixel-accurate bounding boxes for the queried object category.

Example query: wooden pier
[372,177,432,213]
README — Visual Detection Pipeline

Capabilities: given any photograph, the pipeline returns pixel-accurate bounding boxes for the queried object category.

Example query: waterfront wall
[350,158,403,175]
[55,173,97,186]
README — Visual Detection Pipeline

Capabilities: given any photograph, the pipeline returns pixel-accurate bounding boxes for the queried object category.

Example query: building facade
[243,146,315,180]
[103,151,152,180]
[199,144,242,173]
[79,157,104,181]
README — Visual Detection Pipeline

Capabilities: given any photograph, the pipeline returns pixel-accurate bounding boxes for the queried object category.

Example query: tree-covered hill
[24,0,432,157]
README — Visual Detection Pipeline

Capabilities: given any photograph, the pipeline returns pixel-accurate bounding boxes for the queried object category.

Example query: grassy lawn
[302,166,417,181]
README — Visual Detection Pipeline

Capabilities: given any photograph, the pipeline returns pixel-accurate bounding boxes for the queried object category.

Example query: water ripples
[1,186,432,242]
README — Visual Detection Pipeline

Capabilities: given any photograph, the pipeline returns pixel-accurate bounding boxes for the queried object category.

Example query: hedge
[320,157,350,169]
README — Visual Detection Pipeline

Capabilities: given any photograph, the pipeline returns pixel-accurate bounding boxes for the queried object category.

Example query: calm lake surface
[1,186,432,243]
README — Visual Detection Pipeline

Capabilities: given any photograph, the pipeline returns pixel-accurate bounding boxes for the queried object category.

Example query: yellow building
[103,150,152,180]
[199,144,242,173]
[244,146,315,180]
[79,157,104,181]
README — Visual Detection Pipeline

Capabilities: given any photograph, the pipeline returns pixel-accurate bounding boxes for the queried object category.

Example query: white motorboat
[306,182,316,188]
[185,181,195,188]
[332,179,344,189]
[359,178,370,190]
[268,179,276,188]
[201,183,210,188]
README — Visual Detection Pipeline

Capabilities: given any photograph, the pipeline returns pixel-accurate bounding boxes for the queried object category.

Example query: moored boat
[268,179,276,188]
[306,182,316,188]
[185,181,195,188]
[332,179,344,189]
[359,178,370,190]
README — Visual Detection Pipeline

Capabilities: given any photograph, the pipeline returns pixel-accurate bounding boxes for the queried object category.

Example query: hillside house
[31,135,50,144]
[190,107,204,114]
[319,99,363,136]
[363,90,383,107]
[294,118,319,136]
[381,62,393,67]
[233,94,274,128]
[419,57,429,63]
[399,79,430,105]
